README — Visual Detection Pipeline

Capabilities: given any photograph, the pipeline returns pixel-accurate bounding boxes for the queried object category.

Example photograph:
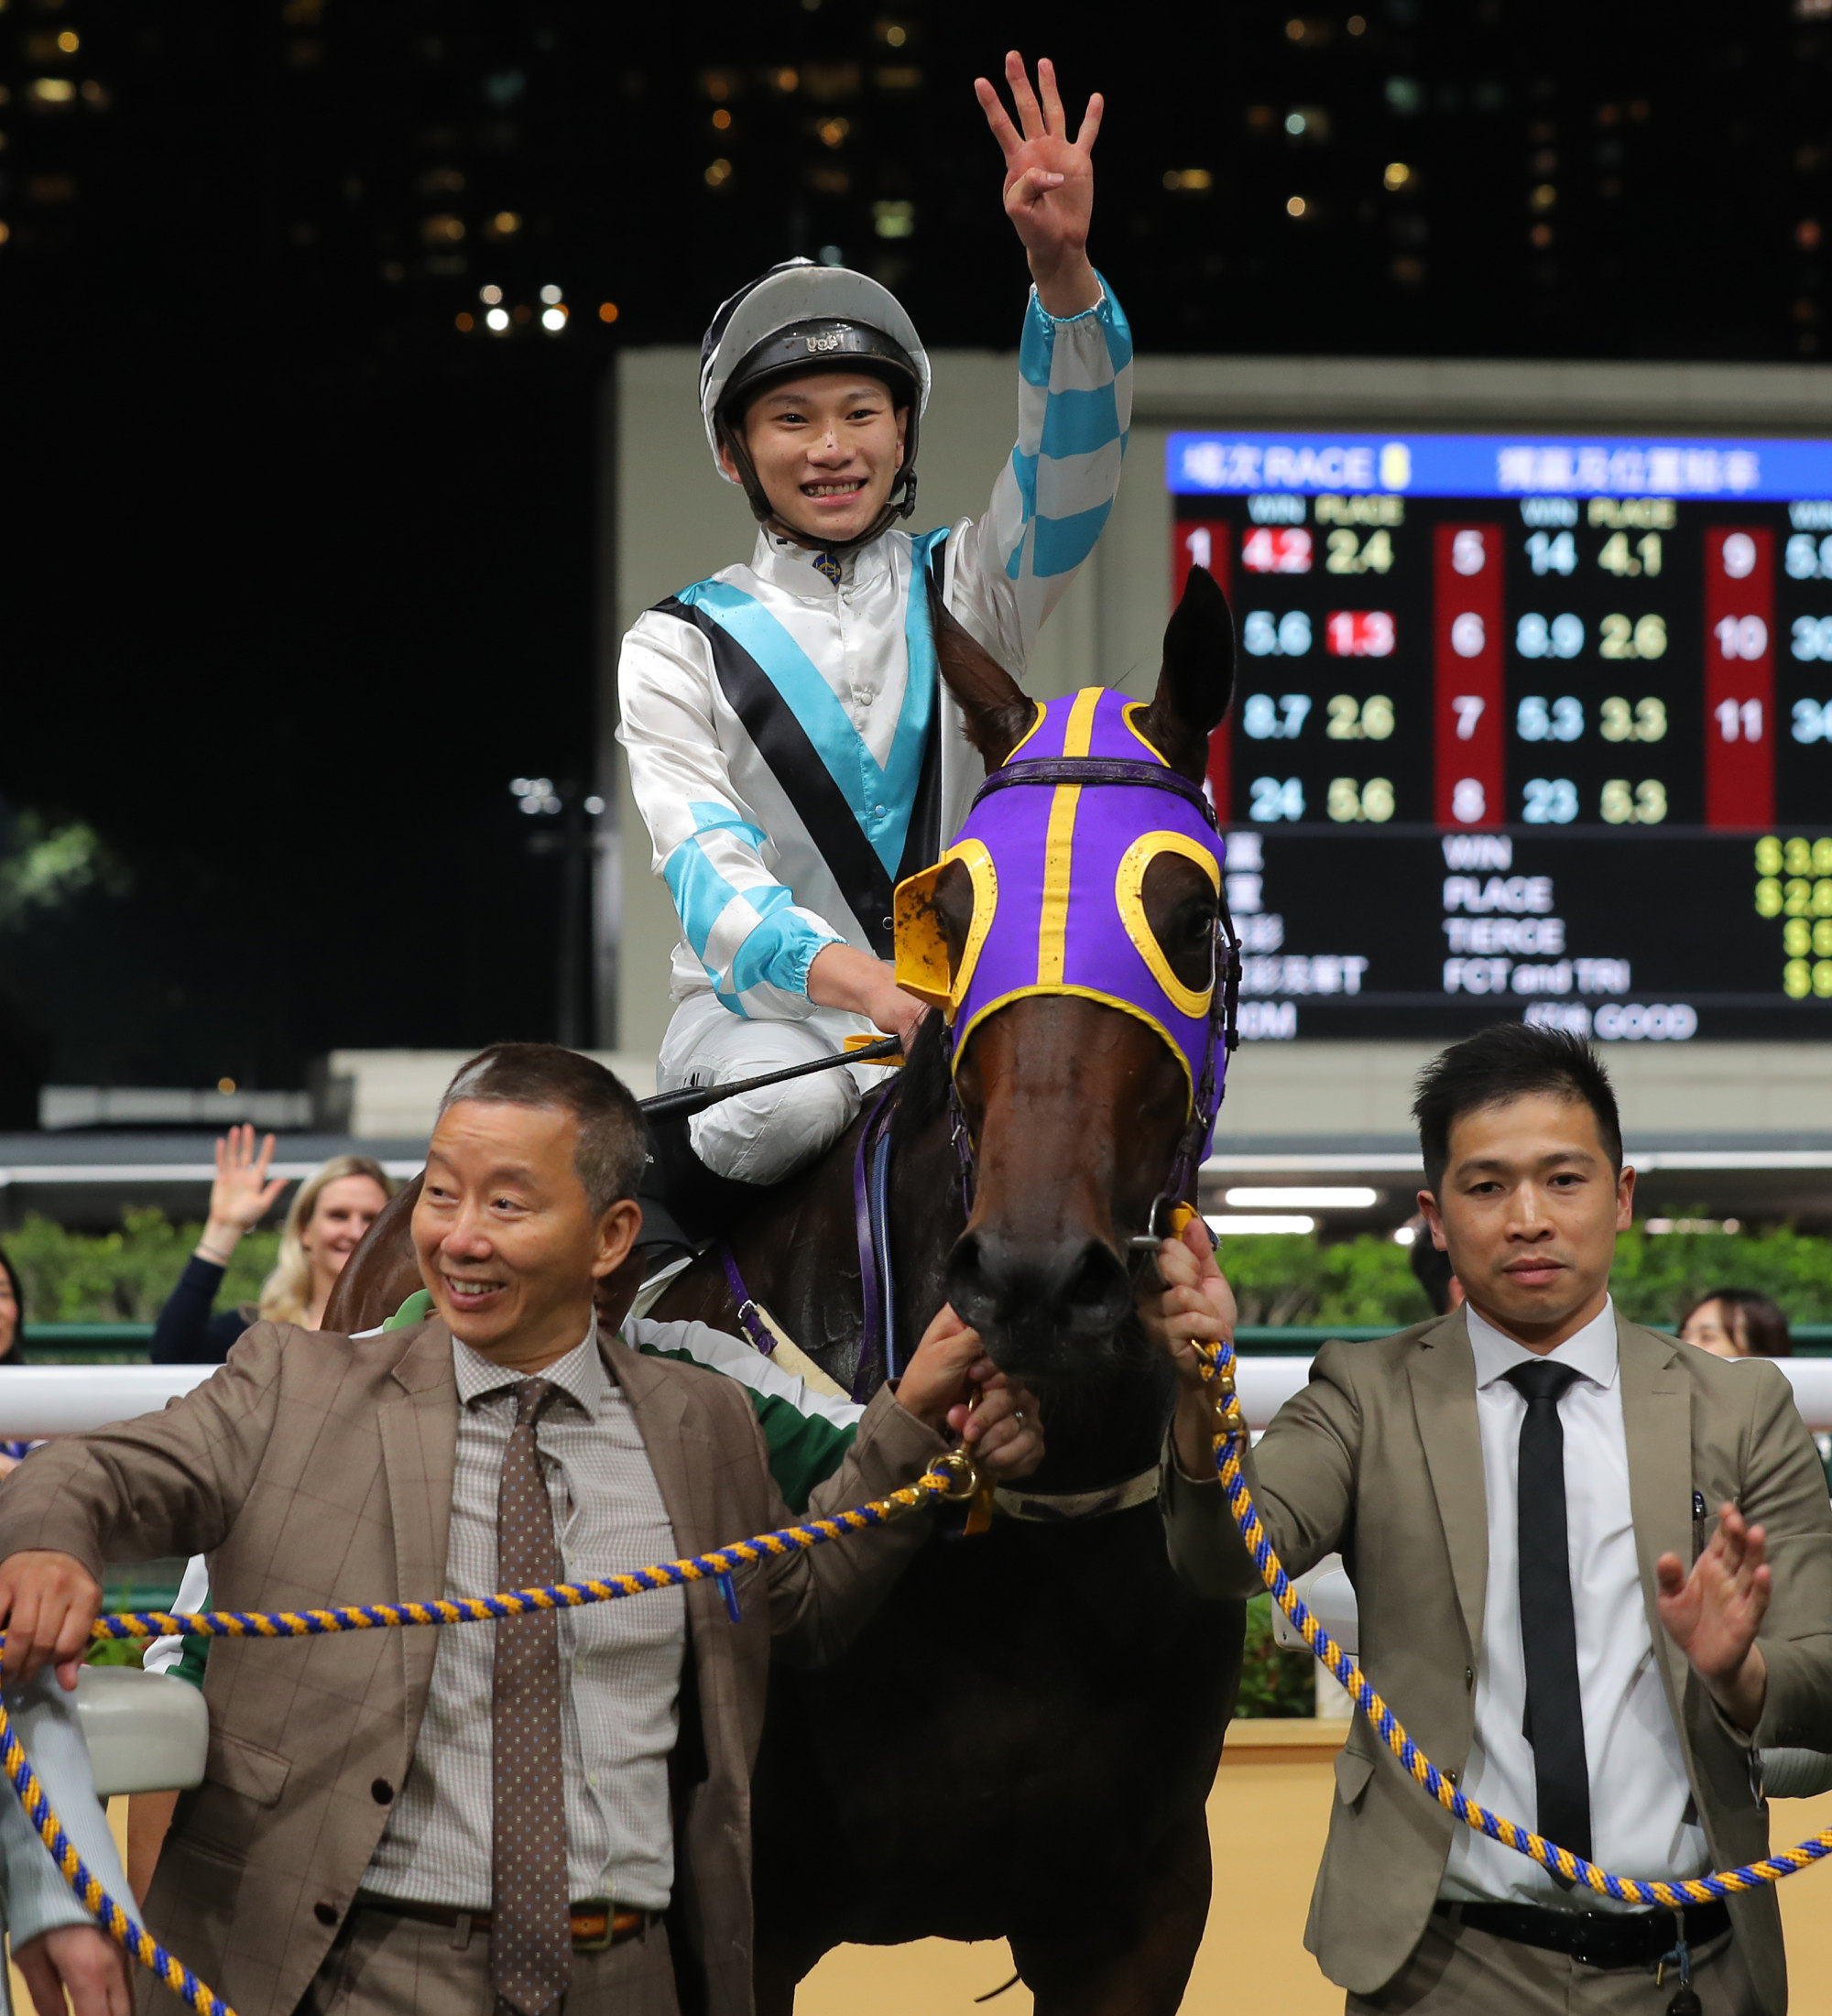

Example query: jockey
[618,52,1131,1185]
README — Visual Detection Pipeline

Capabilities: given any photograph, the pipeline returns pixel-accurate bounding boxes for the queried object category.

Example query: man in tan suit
[0,1043,1041,2016]
[1153,1023,1832,2015]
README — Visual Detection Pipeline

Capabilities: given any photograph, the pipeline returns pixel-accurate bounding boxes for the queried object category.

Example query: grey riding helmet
[699,258,932,544]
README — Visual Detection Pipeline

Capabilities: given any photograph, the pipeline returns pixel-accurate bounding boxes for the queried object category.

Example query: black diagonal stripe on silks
[658,596,897,956]
[897,703,943,883]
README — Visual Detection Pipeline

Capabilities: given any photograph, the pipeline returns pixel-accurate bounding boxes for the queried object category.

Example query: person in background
[1405,1215,1465,1318]
[0,1247,33,1473]
[149,1129,393,1364]
[0,1671,138,2016]
[1681,1288,1793,1361]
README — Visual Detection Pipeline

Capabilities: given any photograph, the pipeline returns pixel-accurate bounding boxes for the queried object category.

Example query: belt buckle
[1565,1912,1620,1970]
[570,1899,616,1953]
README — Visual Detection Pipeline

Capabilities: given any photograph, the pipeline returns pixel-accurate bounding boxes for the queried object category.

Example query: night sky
[1,2,1821,1116]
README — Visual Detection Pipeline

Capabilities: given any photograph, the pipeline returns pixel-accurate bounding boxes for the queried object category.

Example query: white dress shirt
[1440,1298,1709,1911]
[364,1324,685,1911]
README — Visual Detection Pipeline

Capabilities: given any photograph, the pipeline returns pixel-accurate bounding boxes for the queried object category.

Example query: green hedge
[9,1207,1832,1337]
[5,1209,279,1324]
[1222,1223,1832,1332]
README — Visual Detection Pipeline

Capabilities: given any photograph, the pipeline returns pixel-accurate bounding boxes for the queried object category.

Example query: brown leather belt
[354,1892,653,1952]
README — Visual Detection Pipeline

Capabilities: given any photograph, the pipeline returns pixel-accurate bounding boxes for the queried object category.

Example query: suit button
[313,1902,339,1926]
[1465,1667,1475,1690]
[371,1779,395,1805]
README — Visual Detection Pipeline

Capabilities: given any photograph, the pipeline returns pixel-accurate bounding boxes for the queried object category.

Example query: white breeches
[656,993,873,1186]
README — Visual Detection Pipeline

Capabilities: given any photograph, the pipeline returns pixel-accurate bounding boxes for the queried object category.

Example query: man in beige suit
[1153,1023,1832,2015]
[0,1044,1040,2016]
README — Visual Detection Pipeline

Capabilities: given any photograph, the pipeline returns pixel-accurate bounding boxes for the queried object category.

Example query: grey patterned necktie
[491,1378,571,2016]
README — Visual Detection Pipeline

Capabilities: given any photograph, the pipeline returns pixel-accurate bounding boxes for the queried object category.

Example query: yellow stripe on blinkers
[1036,688,1103,986]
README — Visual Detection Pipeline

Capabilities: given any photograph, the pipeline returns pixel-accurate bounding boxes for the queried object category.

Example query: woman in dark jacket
[150,1127,392,1363]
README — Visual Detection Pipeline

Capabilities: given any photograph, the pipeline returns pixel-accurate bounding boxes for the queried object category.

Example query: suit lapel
[1619,1320,1694,1720]
[379,1318,459,1722]
[1407,1309,1489,1662]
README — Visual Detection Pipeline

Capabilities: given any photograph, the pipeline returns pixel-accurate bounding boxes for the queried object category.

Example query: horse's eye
[929,857,975,972]
[1140,853,1217,995]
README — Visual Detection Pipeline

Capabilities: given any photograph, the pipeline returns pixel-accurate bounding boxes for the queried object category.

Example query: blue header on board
[1165,431,1832,502]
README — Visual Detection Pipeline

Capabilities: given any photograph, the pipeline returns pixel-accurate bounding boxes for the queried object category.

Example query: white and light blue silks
[618,279,1132,1182]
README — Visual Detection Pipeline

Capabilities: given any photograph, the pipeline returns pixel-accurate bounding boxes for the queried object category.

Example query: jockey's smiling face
[411,1099,640,1373]
[723,370,909,545]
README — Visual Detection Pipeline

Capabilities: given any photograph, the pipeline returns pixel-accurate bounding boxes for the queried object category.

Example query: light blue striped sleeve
[619,610,846,1020]
[662,805,843,1019]
[947,274,1133,670]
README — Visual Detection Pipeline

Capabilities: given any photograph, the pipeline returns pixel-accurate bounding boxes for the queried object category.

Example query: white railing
[5,1357,1832,1438]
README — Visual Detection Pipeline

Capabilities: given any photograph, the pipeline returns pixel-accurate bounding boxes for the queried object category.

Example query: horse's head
[895,569,1235,1380]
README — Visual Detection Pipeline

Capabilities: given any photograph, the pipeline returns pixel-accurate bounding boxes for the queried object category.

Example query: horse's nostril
[943,1229,1129,1352]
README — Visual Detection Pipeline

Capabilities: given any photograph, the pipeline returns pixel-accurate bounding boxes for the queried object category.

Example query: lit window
[704,158,732,188]
[485,210,521,237]
[541,305,566,332]
[1162,169,1214,192]
[878,21,909,45]
[418,167,464,195]
[712,106,731,130]
[1286,16,1305,38]
[1347,13,1366,29]
[804,165,847,194]
[485,307,510,332]
[700,67,740,102]
[1530,182,1556,212]
[80,80,108,106]
[0,223,11,246]
[28,77,75,103]
[1285,112,1305,135]
[598,301,619,323]
[817,116,849,147]
[874,65,921,90]
[540,283,562,303]
[1286,194,1307,217]
[1530,223,1554,248]
[768,67,798,93]
[872,198,914,238]
[57,29,78,52]
[1383,160,1412,190]
[802,62,860,100]
[1799,219,1822,248]
[480,282,502,304]
[421,213,465,245]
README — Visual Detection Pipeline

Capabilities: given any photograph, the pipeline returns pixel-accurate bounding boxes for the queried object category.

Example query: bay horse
[327,568,1245,2013]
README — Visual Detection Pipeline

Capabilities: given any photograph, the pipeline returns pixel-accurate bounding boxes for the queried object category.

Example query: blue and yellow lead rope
[10,1359,1832,2016]
[1194,1333,1832,1909]
[1,1460,966,2016]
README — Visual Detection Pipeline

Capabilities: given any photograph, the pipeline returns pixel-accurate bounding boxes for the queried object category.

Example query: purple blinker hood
[895,687,1238,1171]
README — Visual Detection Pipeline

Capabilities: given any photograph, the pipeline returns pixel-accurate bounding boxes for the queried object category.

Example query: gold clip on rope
[1195,1336,1832,1907]
[4,1455,976,2016]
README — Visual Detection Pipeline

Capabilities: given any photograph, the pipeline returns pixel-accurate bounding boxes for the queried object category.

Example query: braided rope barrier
[0,1456,971,2016]
[1195,1335,1832,1908]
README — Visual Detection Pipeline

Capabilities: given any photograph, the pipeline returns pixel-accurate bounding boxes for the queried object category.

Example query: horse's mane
[889,1011,952,1148]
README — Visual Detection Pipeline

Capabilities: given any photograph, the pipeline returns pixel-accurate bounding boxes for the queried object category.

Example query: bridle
[932,752,1242,1260]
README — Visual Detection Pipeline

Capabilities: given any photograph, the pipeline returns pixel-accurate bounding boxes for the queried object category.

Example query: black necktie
[1502,1359,1592,1867]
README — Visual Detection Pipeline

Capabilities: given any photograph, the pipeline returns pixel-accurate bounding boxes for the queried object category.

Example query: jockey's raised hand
[976,51,1103,319]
